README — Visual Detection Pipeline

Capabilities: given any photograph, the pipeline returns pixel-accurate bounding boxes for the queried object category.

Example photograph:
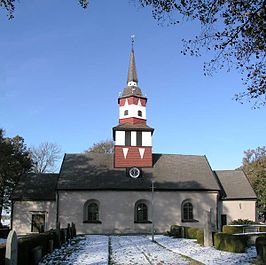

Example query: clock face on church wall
[128,167,141,178]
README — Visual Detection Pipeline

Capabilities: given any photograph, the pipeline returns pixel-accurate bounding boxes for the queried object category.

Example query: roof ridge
[26,172,59,176]
[215,169,241,172]
[152,153,205,157]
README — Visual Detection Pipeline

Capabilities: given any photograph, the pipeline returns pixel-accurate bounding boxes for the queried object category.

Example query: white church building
[12,45,257,235]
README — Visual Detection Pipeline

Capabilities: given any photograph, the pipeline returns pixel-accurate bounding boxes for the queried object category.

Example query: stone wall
[219,200,256,225]
[58,190,219,234]
[12,201,56,235]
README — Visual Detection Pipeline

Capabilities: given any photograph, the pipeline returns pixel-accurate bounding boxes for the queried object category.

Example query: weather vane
[131,34,135,49]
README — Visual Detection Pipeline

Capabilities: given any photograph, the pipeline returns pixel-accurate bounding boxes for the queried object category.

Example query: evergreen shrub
[230,219,258,225]
[167,225,183,238]
[196,230,204,245]
[0,244,5,264]
[0,227,10,238]
[214,233,247,253]
[259,227,266,232]
[222,225,243,234]
[184,227,201,239]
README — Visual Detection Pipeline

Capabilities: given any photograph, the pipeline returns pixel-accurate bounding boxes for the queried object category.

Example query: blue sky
[0,0,265,170]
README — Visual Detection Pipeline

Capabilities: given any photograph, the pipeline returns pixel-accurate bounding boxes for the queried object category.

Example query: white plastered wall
[115,131,152,147]
[219,200,256,224]
[58,190,219,234]
[142,132,152,146]
[131,131,137,146]
[115,131,125,145]
[12,201,56,235]
[119,100,147,120]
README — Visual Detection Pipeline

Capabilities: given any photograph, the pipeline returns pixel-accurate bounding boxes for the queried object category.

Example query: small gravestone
[256,237,266,264]
[71,222,76,237]
[60,229,65,244]
[55,222,61,248]
[67,224,71,240]
[31,246,42,265]
[62,229,67,244]
[181,226,185,238]
[70,224,73,239]
[204,210,213,247]
[5,230,17,265]
[48,239,54,253]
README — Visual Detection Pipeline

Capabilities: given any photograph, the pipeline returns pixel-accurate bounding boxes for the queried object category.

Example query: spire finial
[131,34,135,50]
[127,35,138,86]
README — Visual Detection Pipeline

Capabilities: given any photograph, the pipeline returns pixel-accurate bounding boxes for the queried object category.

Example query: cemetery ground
[39,235,257,265]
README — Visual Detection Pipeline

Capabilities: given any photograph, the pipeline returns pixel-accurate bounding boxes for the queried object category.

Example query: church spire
[127,35,138,86]
[113,39,154,168]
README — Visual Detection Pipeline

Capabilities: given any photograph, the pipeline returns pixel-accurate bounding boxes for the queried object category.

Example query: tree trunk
[0,188,4,226]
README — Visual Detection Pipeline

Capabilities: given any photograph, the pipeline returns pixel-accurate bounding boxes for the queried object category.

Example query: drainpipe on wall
[56,189,59,224]
[151,179,155,242]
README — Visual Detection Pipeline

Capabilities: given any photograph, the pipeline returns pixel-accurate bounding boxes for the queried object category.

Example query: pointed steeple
[127,35,138,86]
[113,39,154,168]
[127,47,138,86]
[120,36,144,98]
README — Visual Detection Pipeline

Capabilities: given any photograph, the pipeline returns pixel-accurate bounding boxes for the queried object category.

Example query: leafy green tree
[86,139,114,154]
[2,0,265,106]
[241,146,266,212]
[0,129,32,224]
[138,0,266,107]
[0,0,88,19]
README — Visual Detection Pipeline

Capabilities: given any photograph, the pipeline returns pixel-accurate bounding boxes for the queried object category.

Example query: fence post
[71,222,76,237]
[5,230,17,265]
[67,224,71,242]
[63,229,67,243]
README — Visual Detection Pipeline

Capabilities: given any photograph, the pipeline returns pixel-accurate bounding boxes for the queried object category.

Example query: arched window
[135,201,149,222]
[88,203,99,221]
[124,110,128,116]
[138,110,142,117]
[83,200,101,223]
[182,200,193,222]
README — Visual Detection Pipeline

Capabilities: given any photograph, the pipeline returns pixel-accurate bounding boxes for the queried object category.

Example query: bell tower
[113,39,154,169]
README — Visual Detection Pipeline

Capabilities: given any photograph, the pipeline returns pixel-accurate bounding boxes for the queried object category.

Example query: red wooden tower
[113,42,154,171]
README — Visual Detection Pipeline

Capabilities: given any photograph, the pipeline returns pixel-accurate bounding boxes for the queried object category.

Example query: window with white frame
[31,213,45,233]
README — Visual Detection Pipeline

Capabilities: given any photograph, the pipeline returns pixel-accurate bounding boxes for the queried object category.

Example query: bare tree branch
[30,142,62,173]
[86,140,114,154]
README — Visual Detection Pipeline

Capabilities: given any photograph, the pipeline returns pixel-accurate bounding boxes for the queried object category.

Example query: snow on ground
[39,235,257,265]
[39,235,109,265]
[155,235,257,265]
[111,235,190,265]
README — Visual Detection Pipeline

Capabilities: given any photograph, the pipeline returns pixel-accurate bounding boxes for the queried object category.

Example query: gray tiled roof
[13,173,58,201]
[214,170,257,200]
[120,86,144,98]
[57,153,221,191]
[113,123,154,131]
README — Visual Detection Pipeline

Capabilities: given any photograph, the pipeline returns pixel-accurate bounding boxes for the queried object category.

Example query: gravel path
[111,235,190,265]
[155,235,256,265]
[39,235,257,265]
[39,235,109,265]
